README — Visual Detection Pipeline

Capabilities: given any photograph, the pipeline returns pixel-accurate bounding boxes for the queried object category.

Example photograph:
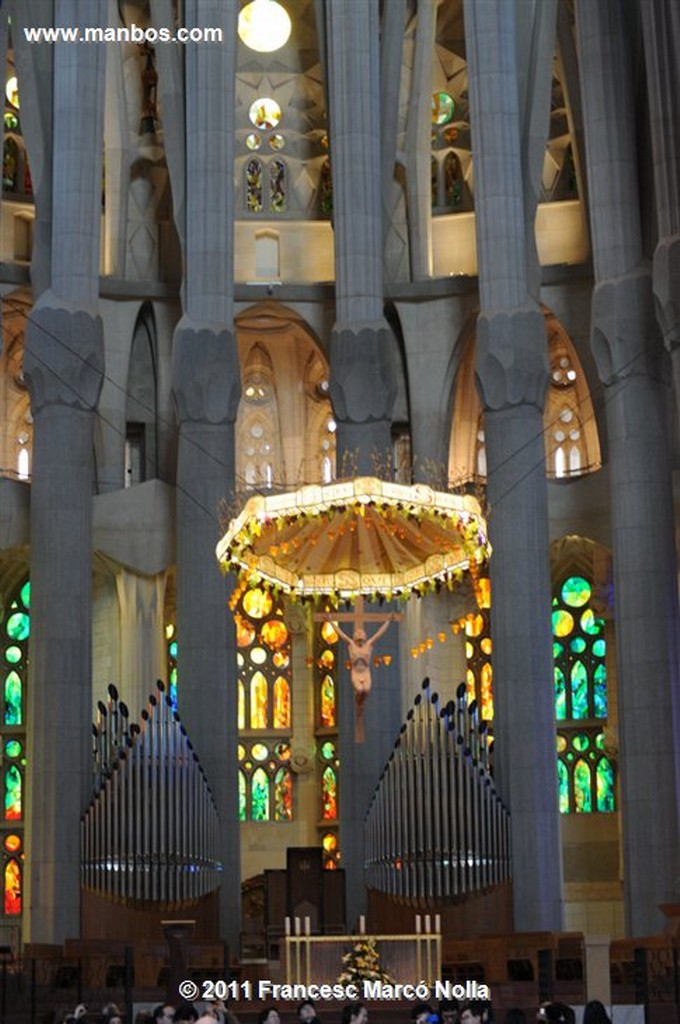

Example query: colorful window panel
[165,622,178,711]
[237,740,293,822]
[321,830,340,871]
[1,579,28,919]
[236,585,291,732]
[552,576,606,722]
[316,620,338,728]
[319,740,338,821]
[269,159,286,213]
[553,575,612,814]
[319,157,332,216]
[246,157,263,212]
[462,578,494,722]
[444,151,463,208]
[556,730,615,813]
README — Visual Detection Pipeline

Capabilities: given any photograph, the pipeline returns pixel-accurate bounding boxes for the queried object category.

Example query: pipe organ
[365,679,510,903]
[81,682,222,904]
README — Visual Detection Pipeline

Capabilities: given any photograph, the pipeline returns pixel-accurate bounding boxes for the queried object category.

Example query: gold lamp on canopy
[216,477,490,602]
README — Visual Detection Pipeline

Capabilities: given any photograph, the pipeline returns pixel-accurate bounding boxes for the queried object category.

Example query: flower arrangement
[337,937,394,986]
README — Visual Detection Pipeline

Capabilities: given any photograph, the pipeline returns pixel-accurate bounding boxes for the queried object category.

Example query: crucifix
[313,596,402,743]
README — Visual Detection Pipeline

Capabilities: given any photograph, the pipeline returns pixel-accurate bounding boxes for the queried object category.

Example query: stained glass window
[319,157,333,216]
[462,579,494,721]
[236,585,293,821]
[553,574,614,813]
[444,151,463,208]
[269,159,286,213]
[246,157,263,212]
[165,623,178,711]
[1,578,28,919]
[315,622,341,860]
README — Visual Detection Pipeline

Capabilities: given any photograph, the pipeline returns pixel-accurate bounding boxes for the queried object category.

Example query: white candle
[305,916,311,935]
[425,914,431,933]
[359,915,366,934]
[435,914,441,933]
[416,914,421,934]
[295,916,301,936]
[285,916,291,935]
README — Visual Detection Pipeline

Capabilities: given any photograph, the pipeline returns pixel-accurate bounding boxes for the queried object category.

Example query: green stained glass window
[553,573,612,814]
[321,740,336,760]
[5,740,21,759]
[596,756,615,811]
[6,613,29,642]
[251,767,269,821]
[320,673,335,727]
[251,743,269,761]
[571,661,588,718]
[273,767,292,820]
[20,582,30,609]
[557,759,569,813]
[593,664,607,717]
[238,771,246,821]
[573,758,592,812]
[561,576,591,608]
[4,671,22,725]
[5,764,21,820]
[4,646,21,665]
[554,666,566,720]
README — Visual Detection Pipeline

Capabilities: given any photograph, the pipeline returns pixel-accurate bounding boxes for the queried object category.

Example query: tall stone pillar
[324,0,400,928]
[464,0,563,929]
[22,0,106,944]
[577,0,680,935]
[169,1,241,949]
[325,0,396,475]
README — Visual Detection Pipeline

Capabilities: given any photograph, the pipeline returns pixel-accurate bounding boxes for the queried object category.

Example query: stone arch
[125,302,158,486]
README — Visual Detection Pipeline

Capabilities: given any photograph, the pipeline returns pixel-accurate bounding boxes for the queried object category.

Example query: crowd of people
[51,996,614,1024]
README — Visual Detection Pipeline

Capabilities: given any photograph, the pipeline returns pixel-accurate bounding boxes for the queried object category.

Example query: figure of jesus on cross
[317,597,402,743]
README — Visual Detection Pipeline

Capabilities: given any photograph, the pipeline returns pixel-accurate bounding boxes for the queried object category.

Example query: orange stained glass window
[236,614,256,647]
[4,858,21,915]
[261,619,288,649]
[3,834,20,853]
[321,765,337,820]
[250,671,268,729]
[273,676,290,729]
[321,620,338,644]
[320,674,335,727]
[481,661,493,720]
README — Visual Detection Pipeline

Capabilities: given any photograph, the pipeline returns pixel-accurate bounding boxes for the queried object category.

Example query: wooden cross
[313,597,403,743]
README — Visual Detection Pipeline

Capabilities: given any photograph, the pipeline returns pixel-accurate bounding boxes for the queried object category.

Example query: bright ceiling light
[238,0,292,53]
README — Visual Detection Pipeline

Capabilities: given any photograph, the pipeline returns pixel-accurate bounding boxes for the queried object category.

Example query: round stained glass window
[249,97,282,131]
[238,744,246,761]
[6,613,29,641]
[481,637,492,655]
[242,587,273,620]
[552,609,574,637]
[556,735,567,753]
[4,646,21,665]
[273,650,290,669]
[431,91,455,126]
[252,743,269,761]
[4,111,18,131]
[561,576,592,608]
[3,834,20,853]
[269,133,285,151]
[321,621,338,644]
[572,734,590,751]
[274,742,291,760]
[465,614,484,638]
[322,833,337,852]
[237,652,245,667]
[5,740,21,759]
[246,132,262,151]
[260,619,289,649]
[570,637,586,654]
[593,638,606,658]
[321,740,335,760]
[5,76,19,110]
[250,647,267,665]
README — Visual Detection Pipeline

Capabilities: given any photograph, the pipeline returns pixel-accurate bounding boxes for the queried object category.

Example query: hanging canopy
[216,477,490,601]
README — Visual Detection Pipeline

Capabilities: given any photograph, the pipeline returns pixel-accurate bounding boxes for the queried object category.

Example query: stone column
[464,0,563,929]
[325,0,396,475]
[22,0,106,944]
[169,1,241,950]
[115,568,166,714]
[577,0,680,935]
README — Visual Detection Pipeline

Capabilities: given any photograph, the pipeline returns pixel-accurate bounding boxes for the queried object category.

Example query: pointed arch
[125,303,158,486]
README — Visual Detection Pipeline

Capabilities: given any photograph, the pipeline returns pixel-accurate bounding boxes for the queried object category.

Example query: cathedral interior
[0,0,679,981]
